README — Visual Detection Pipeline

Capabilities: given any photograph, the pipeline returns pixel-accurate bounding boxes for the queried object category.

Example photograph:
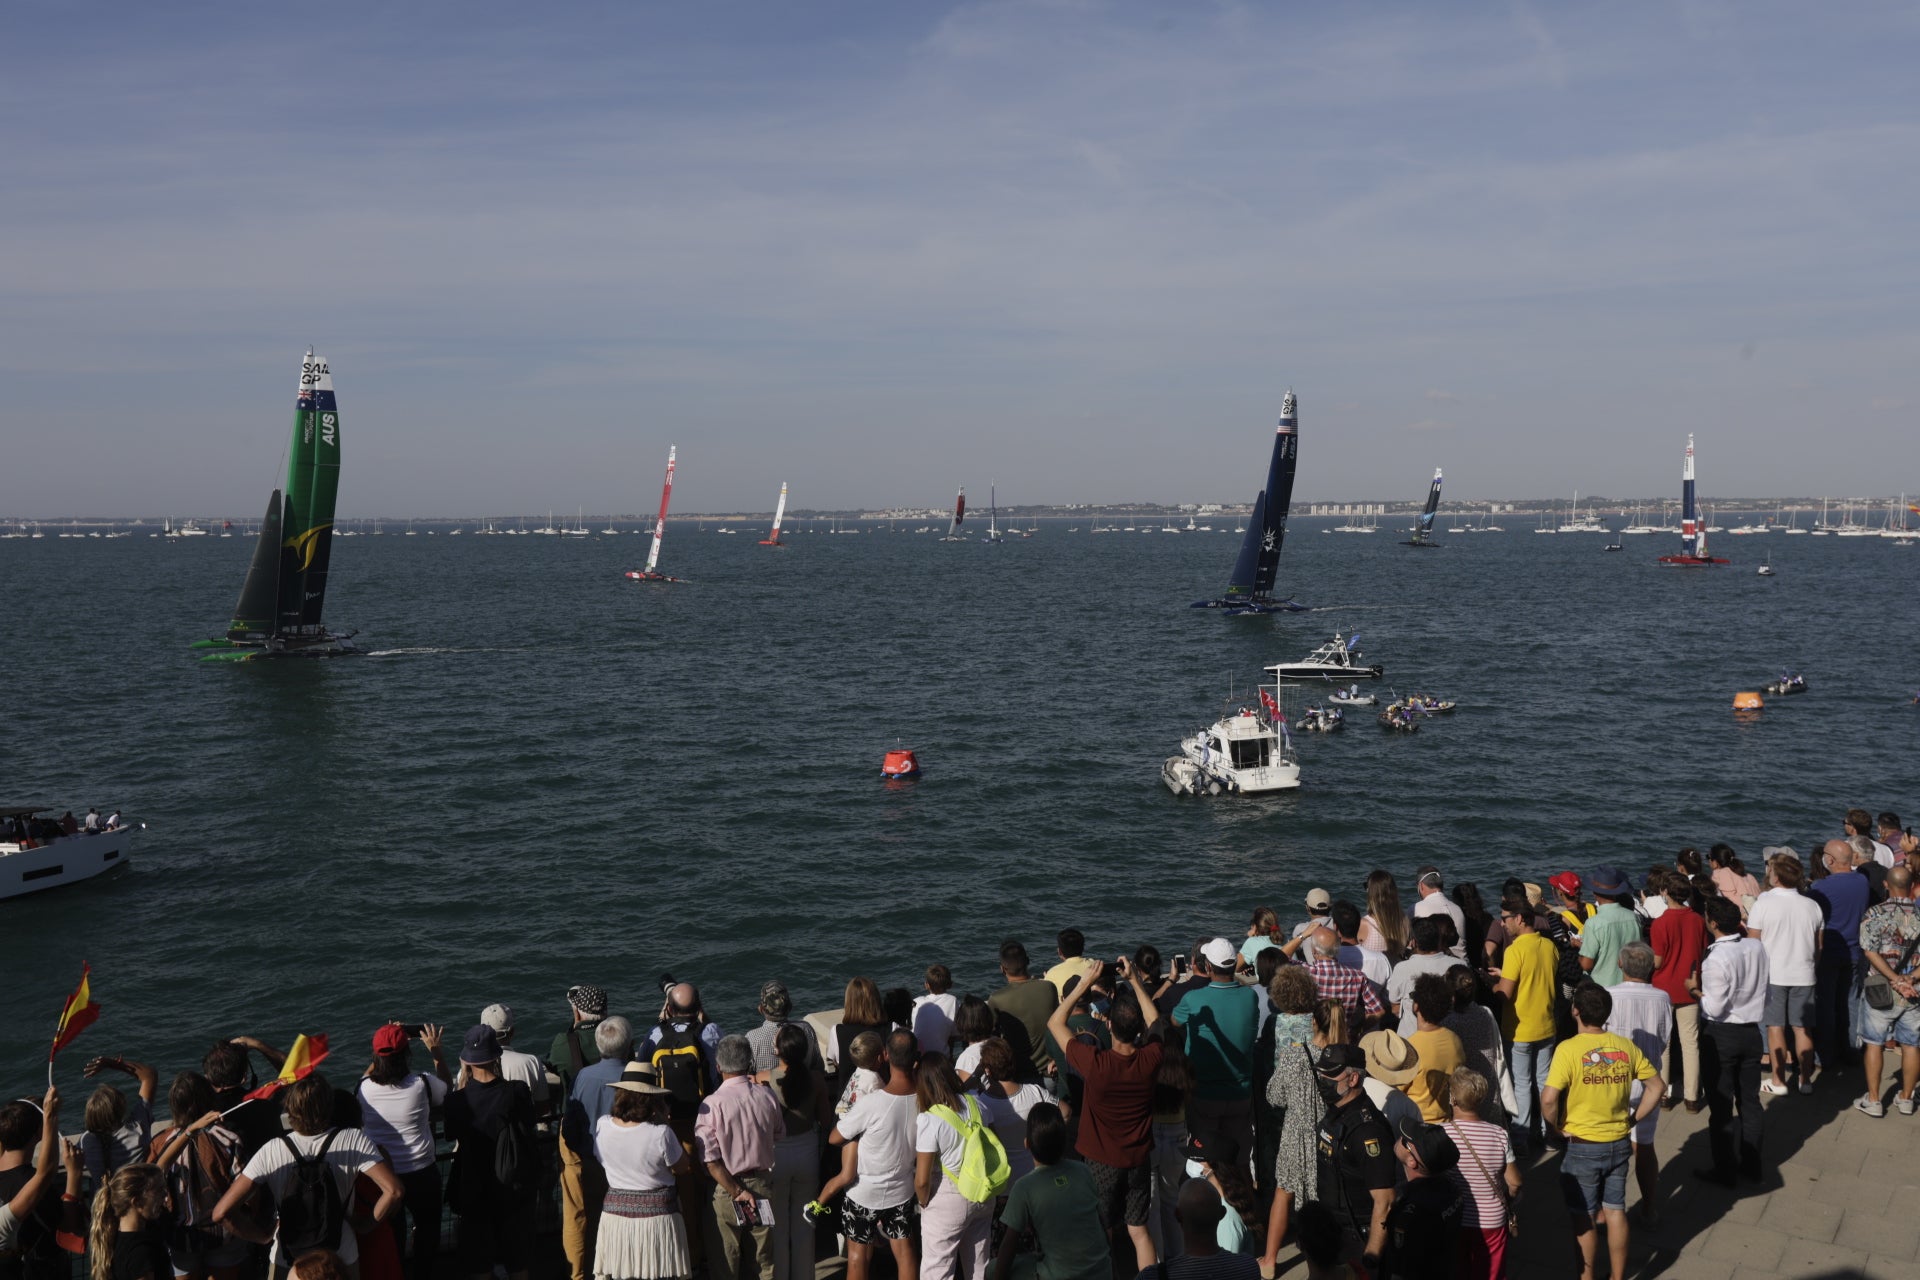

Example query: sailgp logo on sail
[321,413,337,446]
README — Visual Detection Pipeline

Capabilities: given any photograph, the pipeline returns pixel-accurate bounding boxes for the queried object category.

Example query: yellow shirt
[1043,957,1100,998]
[1499,932,1560,1044]
[1545,1032,1655,1143]
[1404,1027,1466,1122]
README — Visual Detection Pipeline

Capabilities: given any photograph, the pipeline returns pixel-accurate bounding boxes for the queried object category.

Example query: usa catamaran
[1399,468,1443,547]
[759,483,788,546]
[625,446,684,582]
[1657,434,1728,566]
[1191,389,1306,613]
[193,351,358,661]
[938,487,967,541]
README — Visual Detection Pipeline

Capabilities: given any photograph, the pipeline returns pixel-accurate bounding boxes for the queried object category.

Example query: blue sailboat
[1399,468,1443,546]
[1192,390,1307,613]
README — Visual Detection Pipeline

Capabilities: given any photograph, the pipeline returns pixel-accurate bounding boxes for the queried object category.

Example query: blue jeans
[1509,1038,1556,1145]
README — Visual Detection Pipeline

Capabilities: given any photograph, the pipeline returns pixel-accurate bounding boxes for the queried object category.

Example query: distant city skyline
[3,3,1917,518]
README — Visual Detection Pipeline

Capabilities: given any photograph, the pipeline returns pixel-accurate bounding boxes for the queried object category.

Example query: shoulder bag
[1444,1120,1516,1239]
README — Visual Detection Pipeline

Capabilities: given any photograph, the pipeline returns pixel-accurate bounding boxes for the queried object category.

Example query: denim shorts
[1559,1137,1631,1215]
[1764,984,1813,1028]
[1856,996,1920,1048]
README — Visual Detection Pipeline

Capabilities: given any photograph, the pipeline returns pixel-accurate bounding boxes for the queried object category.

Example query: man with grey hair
[560,1015,632,1280]
[1855,865,1920,1118]
[744,981,822,1075]
[696,1034,785,1280]
[1607,942,1672,1225]
[1411,865,1468,960]
[1849,833,1889,904]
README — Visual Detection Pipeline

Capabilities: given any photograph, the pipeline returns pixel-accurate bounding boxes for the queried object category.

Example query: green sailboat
[192,351,359,661]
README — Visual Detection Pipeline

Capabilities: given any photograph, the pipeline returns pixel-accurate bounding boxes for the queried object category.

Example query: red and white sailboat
[1657,434,1728,566]
[758,482,788,546]
[624,445,684,582]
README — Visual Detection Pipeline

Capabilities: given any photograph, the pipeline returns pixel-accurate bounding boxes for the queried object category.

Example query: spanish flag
[243,1033,331,1101]
[49,963,101,1061]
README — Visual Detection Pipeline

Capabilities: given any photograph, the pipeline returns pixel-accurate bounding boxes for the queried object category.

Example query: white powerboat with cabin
[1163,696,1300,796]
[1265,632,1384,682]
[2,808,138,900]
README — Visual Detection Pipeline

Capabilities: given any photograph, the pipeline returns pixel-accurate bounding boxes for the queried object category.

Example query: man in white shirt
[1745,852,1825,1095]
[481,1003,552,1116]
[1386,916,1465,1036]
[1697,897,1769,1186]
[911,965,959,1056]
[1411,867,1468,960]
[829,1031,921,1280]
[83,807,101,832]
[1606,942,1672,1226]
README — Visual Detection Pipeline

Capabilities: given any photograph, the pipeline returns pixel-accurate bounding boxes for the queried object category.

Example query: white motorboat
[1265,632,1384,682]
[1297,706,1344,733]
[2,809,138,900]
[1163,698,1300,796]
[1327,685,1377,707]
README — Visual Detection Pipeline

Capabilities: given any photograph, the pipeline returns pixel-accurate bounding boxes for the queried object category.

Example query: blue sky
[3,1,1916,516]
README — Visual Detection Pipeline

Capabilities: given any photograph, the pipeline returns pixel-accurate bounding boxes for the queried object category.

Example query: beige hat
[609,1061,670,1094]
[1359,1030,1420,1087]
[1523,882,1544,907]
[1305,888,1332,911]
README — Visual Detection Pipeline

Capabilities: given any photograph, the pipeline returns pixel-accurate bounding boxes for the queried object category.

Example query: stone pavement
[1466,1057,1919,1279]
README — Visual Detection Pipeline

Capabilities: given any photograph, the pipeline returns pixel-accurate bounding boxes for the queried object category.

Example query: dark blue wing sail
[1225,491,1267,595]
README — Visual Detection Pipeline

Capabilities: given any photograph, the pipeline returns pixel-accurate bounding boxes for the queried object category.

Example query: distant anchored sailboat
[1192,389,1307,613]
[1399,468,1443,547]
[192,351,358,661]
[625,446,685,582]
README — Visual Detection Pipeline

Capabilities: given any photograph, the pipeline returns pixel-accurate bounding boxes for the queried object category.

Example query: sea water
[3,524,1914,1096]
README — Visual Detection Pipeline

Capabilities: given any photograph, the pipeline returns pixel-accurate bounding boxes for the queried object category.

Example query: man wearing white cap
[482,1003,552,1117]
[1294,888,1334,940]
[1172,937,1259,1163]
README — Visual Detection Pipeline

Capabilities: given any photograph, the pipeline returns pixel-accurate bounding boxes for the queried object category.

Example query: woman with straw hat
[593,1063,692,1280]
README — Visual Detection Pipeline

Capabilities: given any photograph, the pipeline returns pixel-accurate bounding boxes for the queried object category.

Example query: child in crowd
[835,1031,884,1116]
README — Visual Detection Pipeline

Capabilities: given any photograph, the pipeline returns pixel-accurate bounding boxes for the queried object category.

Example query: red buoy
[882,748,921,779]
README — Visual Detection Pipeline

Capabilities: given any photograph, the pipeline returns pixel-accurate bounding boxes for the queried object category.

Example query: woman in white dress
[593,1063,692,1280]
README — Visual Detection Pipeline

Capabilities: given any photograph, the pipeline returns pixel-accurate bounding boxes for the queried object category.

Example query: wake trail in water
[363,646,528,657]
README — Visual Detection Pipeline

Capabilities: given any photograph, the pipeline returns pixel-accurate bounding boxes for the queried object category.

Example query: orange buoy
[882,748,921,779]
[1732,691,1764,710]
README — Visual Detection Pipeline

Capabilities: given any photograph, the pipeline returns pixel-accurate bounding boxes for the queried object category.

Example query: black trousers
[396,1163,443,1280]
[1700,1020,1764,1178]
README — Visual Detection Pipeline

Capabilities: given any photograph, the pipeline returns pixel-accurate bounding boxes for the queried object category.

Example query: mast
[645,445,676,574]
[275,350,340,633]
[989,484,999,538]
[1681,434,1699,556]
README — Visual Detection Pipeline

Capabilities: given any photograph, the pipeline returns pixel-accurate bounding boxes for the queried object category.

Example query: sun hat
[1588,865,1630,897]
[1760,844,1799,863]
[460,1025,501,1066]
[1523,882,1544,906]
[1548,871,1583,897]
[567,984,608,1017]
[1200,938,1237,970]
[1359,1030,1420,1087]
[1305,888,1332,911]
[372,1024,409,1056]
[1397,1117,1460,1176]
[481,1003,514,1034]
[609,1061,670,1094]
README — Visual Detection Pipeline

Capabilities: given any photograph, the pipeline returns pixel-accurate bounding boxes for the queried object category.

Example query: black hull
[1191,597,1308,614]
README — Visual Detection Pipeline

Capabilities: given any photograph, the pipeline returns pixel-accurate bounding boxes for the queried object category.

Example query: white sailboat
[985,484,1005,543]
[759,483,788,546]
[623,446,683,581]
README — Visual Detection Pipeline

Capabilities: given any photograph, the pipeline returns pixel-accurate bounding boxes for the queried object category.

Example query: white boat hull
[1,827,135,900]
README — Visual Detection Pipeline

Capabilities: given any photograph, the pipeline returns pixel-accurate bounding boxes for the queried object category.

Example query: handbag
[1445,1120,1517,1239]
[1863,930,1920,1012]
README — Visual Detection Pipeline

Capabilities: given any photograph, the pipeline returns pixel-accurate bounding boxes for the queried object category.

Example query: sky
[3,1,1917,517]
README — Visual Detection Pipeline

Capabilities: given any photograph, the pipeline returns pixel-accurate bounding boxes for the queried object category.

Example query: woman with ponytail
[90,1164,171,1280]
[1239,906,1284,972]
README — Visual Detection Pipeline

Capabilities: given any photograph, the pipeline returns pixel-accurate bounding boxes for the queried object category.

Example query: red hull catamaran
[1658,434,1728,566]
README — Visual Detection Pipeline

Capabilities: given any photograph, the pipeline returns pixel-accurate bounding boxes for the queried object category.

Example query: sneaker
[1761,1079,1790,1096]
[1798,1078,1814,1095]
[1898,1095,1917,1117]
[1856,1094,1886,1118]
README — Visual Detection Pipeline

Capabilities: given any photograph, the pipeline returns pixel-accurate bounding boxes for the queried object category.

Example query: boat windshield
[1229,737,1272,769]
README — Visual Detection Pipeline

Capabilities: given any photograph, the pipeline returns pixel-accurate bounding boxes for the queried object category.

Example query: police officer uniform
[1314,1047,1398,1260]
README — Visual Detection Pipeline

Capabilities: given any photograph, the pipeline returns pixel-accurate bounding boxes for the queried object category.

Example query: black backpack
[494,1102,534,1201]
[650,1022,711,1117]
[274,1131,344,1257]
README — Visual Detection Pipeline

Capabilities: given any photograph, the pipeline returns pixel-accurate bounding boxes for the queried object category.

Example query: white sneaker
[1856,1094,1886,1118]
[1898,1095,1917,1117]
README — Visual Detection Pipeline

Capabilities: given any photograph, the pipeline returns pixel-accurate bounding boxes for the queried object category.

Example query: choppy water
[4,522,1916,1097]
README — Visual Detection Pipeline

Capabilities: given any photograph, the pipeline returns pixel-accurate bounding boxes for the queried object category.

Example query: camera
[658,972,677,995]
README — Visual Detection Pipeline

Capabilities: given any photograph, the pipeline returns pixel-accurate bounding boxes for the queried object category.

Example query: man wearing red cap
[1551,873,1595,942]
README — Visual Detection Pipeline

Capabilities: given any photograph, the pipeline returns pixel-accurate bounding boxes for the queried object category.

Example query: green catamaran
[193,351,358,661]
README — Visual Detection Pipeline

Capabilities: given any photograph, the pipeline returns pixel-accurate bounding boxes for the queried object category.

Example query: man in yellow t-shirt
[1542,983,1664,1280]
[1494,898,1560,1151]
[1403,973,1466,1122]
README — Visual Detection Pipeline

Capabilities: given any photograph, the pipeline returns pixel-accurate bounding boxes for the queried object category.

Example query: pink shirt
[693,1075,785,1176]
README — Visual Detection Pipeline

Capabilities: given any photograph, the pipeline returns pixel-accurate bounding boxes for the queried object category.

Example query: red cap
[372,1024,409,1056]
[1548,871,1582,896]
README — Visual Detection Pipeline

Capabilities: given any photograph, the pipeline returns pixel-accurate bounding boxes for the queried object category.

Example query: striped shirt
[1440,1118,1511,1230]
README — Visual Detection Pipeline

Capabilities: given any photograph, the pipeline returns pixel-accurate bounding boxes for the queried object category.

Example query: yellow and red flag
[49,963,101,1061]
[243,1033,331,1101]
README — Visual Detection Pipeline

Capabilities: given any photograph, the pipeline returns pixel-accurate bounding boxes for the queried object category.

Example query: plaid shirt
[1306,956,1385,1023]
